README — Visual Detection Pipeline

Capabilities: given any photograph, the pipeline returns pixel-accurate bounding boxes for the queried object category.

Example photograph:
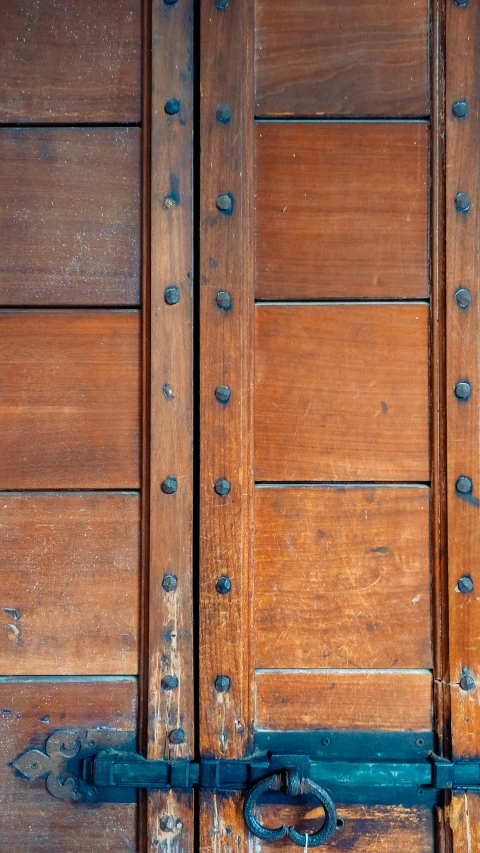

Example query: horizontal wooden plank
[255,670,433,731]
[0,678,137,852]
[255,0,430,117]
[0,311,140,489]
[255,304,430,482]
[0,493,139,675]
[255,486,432,669]
[256,804,434,853]
[256,123,429,299]
[0,0,141,123]
[0,129,141,306]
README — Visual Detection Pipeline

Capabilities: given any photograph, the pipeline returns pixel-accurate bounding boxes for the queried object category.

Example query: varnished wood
[0,311,140,489]
[255,304,430,482]
[0,678,137,852]
[256,123,428,300]
[0,129,141,306]
[0,0,141,123]
[445,0,480,762]
[255,486,431,669]
[255,670,433,731]
[0,492,139,675]
[255,0,430,117]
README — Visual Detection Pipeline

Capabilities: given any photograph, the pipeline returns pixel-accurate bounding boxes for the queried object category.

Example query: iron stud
[215,477,231,497]
[164,285,180,305]
[452,100,469,118]
[455,191,471,213]
[216,193,234,213]
[165,98,180,115]
[216,575,232,594]
[216,0,229,8]
[216,290,232,311]
[169,729,185,745]
[215,385,231,404]
[216,104,232,123]
[160,815,175,832]
[455,287,472,309]
[164,0,177,4]
[460,670,475,692]
[161,674,179,691]
[162,477,178,495]
[456,476,473,495]
[454,381,472,401]
[215,675,231,693]
[162,573,178,592]
[458,575,474,594]
[454,0,470,6]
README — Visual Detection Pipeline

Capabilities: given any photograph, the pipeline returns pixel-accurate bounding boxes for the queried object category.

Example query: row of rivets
[451,0,475,699]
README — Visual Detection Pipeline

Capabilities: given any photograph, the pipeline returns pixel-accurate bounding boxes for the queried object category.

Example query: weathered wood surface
[0,492,139,675]
[0,0,142,123]
[255,670,433,732]
[256,122,429,299]
[447,793,480,853]
[0,129,141,305]
[255,304,430,482]
[255,486,431,669]
[0,678,137,853]
[0,311,140,489]
[255,0,430,117]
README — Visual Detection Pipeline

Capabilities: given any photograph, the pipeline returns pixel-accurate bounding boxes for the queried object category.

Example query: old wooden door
[1,0,479,851]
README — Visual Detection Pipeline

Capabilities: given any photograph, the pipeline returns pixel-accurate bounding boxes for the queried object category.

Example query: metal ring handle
[243,770,337,847]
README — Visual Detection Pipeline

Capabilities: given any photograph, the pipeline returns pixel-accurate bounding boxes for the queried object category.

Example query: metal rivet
[216,575,232,594]
[216,104,232,123]
[455,192,471,213]
[215,477,231,497]
[460,670,475,692]
[452,100,469,118]
[162,477,177,495]
[216,0,229,8]
[161,674,179,691]
[456,476,473,495]
[455,287,472,309]
[454,380,472,401]
[162,573,178,592]
[164,285,180,305]
[169,728,185,745]
[216,290,232,311]
[215,675,231,693]
[165,98,180,115]
[458,575,474,593]
[215,385,231,404]
[164,195,177,210]
[454,0,470,6]
[216,193,234,214]
[160,815,175,832]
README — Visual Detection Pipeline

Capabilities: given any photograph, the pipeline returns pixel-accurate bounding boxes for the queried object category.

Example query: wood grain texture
[255,122,429,300]
[255,486,432,669]
[255,0,430,117]
[0,678,137,852]
[256,804,434,853]
[255,670,433,731]
[0,0,141,123]
[447,793,480,853]
[445,0,480,760]
[0,311,140,489]
[0,492,139,675]
[255,304,430,482]
[0,129,141,306]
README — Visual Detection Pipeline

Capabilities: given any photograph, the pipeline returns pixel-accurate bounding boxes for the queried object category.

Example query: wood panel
[255,670,433,732]
[0,678,137,852]
[0,493,139,675]
[0,129,141,306]
[0,311,140,489]
[255,486,431,669]
[255,304,430,482]
[256,804,434,853]
[448,794,480,853]
[256,122,429,300]
[0,0,141,123]
[445,0,480,761]
[255,0,430,118]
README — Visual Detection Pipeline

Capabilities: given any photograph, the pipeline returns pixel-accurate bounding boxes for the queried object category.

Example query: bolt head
[454,381,472,401]
[216,575,232,594]
[215,675,231,693]
[215,477,231,497]
[169,728,185,745]
[164,285,180,305]
[455,191,471,213]
[164,0,177,4]
[460,671,475,692]
[162,477,178,495]
[162,573,178,592]
[216,0,229,8]
[216,104,232,123]
[216,290,232,311]
[161,674,179,691]
[215,385,231,404]
[160,815,175,832]
[458,575,474,593]
[454,0,470,6]
[455,287,472,309]
[165,98,180,115]
[452,99,469,118]
[456,476,473,495]
[216,193,234,213]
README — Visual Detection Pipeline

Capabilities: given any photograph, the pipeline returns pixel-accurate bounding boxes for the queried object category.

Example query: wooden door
[0,1,479,852]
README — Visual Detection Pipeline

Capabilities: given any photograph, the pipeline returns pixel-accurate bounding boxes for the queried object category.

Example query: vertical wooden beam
[145,0,194,850]
[200,0,255,847]
[446,0,480,768]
